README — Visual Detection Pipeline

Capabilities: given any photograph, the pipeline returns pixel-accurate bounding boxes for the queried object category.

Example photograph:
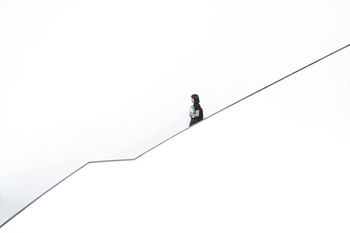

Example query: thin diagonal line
[91,43,350,164]
[205,43,350,121]
[0,162,89,228]
[1,43,349,229]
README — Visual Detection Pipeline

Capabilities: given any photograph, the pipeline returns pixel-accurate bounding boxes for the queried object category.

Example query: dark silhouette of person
[189,94,203,127]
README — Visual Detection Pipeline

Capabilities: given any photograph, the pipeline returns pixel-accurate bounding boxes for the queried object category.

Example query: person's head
[191,94,200,105]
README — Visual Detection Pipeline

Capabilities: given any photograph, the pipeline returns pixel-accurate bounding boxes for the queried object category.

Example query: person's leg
[189,118,197,127]
[189,118,194,127]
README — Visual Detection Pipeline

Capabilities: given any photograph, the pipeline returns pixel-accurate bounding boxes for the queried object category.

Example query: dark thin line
[1,43,349,229]
[89,158,135,163]
[0,162,89,228]
[84,43,350,164]
[204,43,350,121]
[88,126,192,164]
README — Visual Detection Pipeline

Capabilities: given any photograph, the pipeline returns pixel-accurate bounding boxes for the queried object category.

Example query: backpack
[198,105,204,121]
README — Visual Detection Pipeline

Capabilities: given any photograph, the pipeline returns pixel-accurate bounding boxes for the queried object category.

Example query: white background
[1,0,350,226]
[2,47,350,232]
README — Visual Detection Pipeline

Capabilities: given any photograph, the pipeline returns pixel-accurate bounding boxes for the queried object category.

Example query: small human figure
[189,94,203,127]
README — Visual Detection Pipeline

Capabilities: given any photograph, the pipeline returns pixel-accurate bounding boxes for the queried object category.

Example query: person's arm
[195,110,199,117]
[189,110,199,117]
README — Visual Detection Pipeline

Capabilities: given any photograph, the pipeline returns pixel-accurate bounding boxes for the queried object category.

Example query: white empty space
[2,46,350,232]
[1,0,349,225]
